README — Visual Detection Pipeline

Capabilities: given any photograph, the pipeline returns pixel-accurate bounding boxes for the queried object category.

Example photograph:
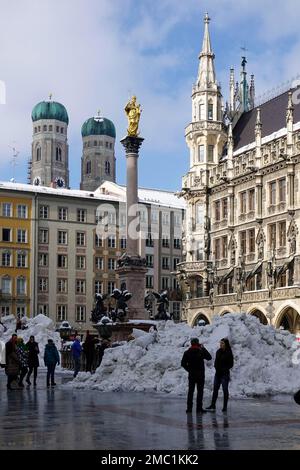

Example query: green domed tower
[30,98,69,188]
[80,112,116,191]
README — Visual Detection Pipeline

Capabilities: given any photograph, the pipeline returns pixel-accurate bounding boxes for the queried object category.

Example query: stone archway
[220,311,231,316]
[249,309,268,326]
[193,313,210,327]
[276,307,300,334]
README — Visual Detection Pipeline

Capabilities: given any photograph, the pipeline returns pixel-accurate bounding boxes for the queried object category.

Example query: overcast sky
[0,0,300,190]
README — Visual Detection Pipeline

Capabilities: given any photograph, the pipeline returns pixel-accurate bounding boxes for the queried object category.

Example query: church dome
[81,116,116,139]
[32,101,69,124]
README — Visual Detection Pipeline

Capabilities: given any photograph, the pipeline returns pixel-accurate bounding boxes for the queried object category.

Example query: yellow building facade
[0,192,33,318]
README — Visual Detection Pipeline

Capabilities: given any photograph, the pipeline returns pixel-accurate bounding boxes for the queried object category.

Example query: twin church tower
[29,100,116,190]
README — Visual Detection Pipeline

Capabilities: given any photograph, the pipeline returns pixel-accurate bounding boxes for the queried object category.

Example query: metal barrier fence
[60,350,102,372]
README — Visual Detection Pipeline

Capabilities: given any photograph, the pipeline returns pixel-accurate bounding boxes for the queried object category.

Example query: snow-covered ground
[67,314,300,398]
[0,314,61,366]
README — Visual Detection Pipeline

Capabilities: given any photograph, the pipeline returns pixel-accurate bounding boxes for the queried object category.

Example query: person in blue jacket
[71,336,82,378]
[44,339,60,387]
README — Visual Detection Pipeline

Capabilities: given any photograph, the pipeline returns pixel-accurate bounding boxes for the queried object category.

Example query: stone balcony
[177,261,207,273]
[185,121,226,137]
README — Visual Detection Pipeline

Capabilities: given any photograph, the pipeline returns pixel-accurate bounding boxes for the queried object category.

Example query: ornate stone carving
[117,253,147,268]
[229,234,237,265]
[120,136,144,154]
[256,226,265,260]
[287,217,298,256]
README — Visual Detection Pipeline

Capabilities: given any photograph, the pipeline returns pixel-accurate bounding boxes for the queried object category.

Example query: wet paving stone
[0,370,300,450]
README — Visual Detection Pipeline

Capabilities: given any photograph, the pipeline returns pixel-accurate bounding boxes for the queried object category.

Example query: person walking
[83,331,97,372]
[44,339,60,387]
[71,336,82,378]
[16,337,29,388]
[206,338,234,412]
[5,334,20,390]
[181,338,212,413]
[26,336,40,387]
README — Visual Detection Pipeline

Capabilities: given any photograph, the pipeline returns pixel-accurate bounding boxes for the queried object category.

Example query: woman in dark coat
[26,336,40,386]
[206,338,234,412]
[5,334,20,390]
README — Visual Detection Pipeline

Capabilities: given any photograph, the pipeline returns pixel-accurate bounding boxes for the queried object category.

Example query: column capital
[120,136,144,154]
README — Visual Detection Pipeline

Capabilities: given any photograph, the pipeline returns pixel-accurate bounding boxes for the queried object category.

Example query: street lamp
[266,247,276,324]
[58,321,72,341]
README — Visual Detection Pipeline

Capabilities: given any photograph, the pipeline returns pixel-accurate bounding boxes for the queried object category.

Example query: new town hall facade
[177,14,300,334]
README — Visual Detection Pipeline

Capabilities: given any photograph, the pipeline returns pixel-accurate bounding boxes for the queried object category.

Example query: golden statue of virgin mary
[125,96,142,137]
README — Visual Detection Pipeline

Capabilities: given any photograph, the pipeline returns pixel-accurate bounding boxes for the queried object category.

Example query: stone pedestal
[117,135,147,320]
[116,257,148,319]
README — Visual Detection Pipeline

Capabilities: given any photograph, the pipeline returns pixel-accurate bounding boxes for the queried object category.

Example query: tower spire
[229,67,235,114]
[197,13,216,89]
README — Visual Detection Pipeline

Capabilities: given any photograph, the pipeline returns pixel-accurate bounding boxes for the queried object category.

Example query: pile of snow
[67,314,300,398]
[0,314,61,366]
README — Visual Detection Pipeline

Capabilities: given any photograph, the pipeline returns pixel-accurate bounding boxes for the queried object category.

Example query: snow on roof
[0,181,119,202]
[96,181,186,209]
[0,180,186,209]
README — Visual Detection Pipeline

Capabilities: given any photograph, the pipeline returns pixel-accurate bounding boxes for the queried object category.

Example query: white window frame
[17,205,28,219]
[39,206,49,219]
[2,203,12,217]
[17,229,27,244]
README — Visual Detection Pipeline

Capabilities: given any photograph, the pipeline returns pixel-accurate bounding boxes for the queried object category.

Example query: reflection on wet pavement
[0,371,300,450]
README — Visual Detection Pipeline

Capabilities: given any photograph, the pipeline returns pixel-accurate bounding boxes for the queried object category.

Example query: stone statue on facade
[258,236,264,260]
[125,96,142,137]
[266,250,276,298]
[290,234,297,255]
[235,254,245,301]
[256,227,265,260]
[204,216,211,256]
[207,262,218,304]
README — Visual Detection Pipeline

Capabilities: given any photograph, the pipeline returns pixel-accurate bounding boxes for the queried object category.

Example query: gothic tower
[181,13,227,263]
[31,99,69,188]
[80,113,116,191]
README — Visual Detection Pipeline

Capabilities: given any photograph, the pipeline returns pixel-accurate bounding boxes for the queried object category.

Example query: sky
[1,0,300,191]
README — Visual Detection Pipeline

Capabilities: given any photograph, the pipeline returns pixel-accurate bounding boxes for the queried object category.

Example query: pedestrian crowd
[3,330,110,389]
[4,334,60,389]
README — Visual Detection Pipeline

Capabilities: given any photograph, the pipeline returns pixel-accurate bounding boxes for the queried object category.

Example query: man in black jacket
[181,338,212,413]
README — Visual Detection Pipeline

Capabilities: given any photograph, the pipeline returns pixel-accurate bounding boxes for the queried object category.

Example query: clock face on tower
[33,177,41,186]
[55,177,65,188]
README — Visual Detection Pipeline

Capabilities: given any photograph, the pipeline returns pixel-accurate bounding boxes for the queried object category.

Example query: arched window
[199,103,205,120]
[208,102,214,120]
[36,147,41,161]
[105,161,111,175]
[86,161,91,174]
[56,147,62,162]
